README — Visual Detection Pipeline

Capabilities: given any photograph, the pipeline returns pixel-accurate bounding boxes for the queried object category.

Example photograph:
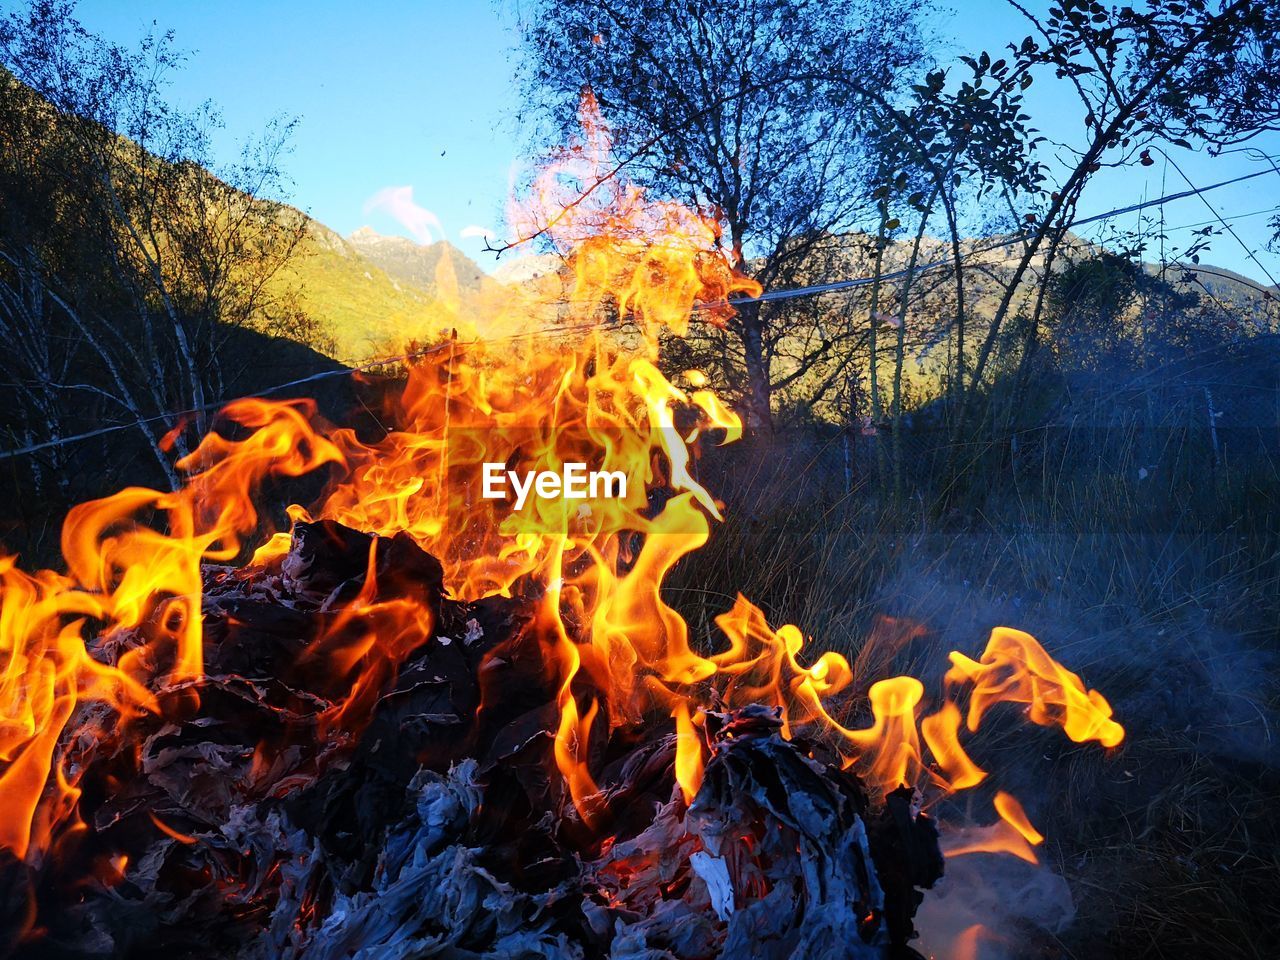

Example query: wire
[0,345,449,461]
[696,167,1277,311]
[1150,148,1279,289]
[0,313,620,462]
[1155,205,1276,233]
[1,165,1276,462]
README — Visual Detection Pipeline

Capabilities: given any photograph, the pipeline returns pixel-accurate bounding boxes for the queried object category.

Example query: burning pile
[0,102,1123,959]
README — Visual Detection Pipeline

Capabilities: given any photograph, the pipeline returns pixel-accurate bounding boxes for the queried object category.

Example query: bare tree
[0,0,312,493]
[514,0,930,432]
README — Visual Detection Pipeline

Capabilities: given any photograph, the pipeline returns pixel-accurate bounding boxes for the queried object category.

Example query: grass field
[664,411,1279,957]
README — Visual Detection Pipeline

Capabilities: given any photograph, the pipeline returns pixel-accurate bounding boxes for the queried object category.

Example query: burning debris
[1,522,942,959]
[0,99,1123,959]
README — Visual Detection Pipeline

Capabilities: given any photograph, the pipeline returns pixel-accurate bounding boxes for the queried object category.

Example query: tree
[514,0,930,432]
[857,60,1046,497]
[0,0,313,494]
[1044,251,1143,370]
[957,0,1280,442]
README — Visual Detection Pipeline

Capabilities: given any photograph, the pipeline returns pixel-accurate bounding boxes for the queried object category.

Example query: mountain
[489,252,565,285]
[333,226,572,348]
[279,226,442,361]
[313,222,1274,371]
[1152,260,1277,311]
[271,226,513,362]
[346,227,495,299]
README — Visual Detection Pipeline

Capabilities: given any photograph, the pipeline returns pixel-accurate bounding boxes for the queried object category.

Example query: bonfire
[0,100,1123,960]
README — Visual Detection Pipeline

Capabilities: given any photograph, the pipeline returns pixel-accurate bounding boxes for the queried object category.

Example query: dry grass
[665,431,1280,959]
[1060,735,1280,960]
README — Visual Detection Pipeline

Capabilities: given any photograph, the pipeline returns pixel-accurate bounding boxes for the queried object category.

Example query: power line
[1147,205,1276,233]
[699,167,1277,310]
[2,165,1276,463]
[0,323,597,462]
[0,346,449,462]
[1150,149,1279,289]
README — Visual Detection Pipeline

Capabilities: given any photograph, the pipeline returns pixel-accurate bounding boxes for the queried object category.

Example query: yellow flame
[0,95,1121,873]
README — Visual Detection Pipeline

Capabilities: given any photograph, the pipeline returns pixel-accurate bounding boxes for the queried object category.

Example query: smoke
[868,540,1277,959]
[363,185,444,244]
[914,855,1075,960]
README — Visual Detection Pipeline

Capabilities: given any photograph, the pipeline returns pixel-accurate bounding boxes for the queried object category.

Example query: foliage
[0,0,316,491]
[1045,251,1144,367]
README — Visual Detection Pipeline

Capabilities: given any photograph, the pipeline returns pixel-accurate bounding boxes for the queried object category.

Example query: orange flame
[0,95,1122,878]
[148,812,198,845]
[0,400,341,860]
[946,627,1125,748]
[920,702,987,791]
[672,701,704,804]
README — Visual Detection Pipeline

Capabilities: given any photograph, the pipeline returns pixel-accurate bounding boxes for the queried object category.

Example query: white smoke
[914,854,1075,960]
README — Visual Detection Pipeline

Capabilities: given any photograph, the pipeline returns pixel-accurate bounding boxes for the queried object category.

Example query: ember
[0,97,1123,959]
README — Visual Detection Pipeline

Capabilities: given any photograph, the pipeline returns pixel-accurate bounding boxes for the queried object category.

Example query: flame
[0,93,1122,883]
[935,791,1046,867]
[951,924,990,960]
[940,823,1039,865]
[946,627,1124,748]
[921,702,987,791]
[993,790,1044,846]
[0,399,340,860]
[148,812,198,845]
[305,537,437,741]
[672,700,703,803]
[707,592,1117,814]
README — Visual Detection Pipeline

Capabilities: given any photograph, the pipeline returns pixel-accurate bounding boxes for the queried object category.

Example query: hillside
[8,41,1268,378]
[346,227,493,297]
[280,225,569,360]
[709,226,1279,418]
[286,214,1276,387]
[278,224,451,361]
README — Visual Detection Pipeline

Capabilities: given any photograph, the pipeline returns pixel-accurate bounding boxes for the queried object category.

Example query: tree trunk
[740,303,773,436]
[944,188,966,411]
[868,201,890,484]
[891,198,936,506]
[1003,227,1065,438]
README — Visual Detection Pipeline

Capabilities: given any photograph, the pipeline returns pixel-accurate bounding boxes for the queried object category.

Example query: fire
[0,399,340,860]
[921,702,987,791]
[946,626,1125,748]
[708,592,1118,859]
[0,93,1123,887]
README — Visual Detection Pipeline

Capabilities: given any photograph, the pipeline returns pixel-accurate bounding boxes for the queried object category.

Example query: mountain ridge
[344,227,494,299]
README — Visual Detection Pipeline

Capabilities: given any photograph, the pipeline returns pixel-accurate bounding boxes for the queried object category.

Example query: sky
[68,0,1280,285]
[71,1,527,260]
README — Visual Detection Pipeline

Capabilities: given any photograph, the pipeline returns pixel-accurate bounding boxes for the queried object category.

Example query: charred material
[3,521,941,960]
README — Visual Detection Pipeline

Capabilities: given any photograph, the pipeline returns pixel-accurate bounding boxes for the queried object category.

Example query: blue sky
[71,0,1280,285]
[73,1,525,256]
